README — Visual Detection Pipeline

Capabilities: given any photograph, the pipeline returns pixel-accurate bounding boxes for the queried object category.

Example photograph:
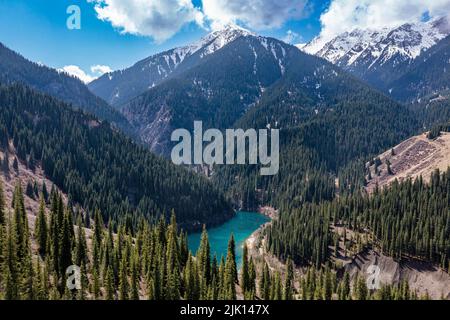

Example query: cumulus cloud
[88,0,204,42]
[91,64,113,75]
[58,65,96,84]
[58,64,113,84]
[202,0,309,30]
[86,0,312,41]
[309,0,450,52]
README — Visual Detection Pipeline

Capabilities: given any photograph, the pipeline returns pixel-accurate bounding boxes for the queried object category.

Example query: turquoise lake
[187,211,270,267]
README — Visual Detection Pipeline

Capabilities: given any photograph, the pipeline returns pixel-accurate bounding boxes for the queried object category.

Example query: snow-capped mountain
[88,24,416,157]
[300,17,450,94]
[89,24,256,107]
[115,29,297,154]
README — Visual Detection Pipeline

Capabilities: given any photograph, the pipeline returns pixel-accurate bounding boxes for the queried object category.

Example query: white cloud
[58,64,113,84]
[310,0,450,52]
[88,0,204,42]
[202,0,309,30]
[283,30,300,44]
[58,65,96,84]
[91,64,113,75]
[87,0,311,41]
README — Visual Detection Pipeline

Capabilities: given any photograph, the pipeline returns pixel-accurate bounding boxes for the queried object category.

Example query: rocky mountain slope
[97,26,302,154]
[365,132,450,193]
[89,25,257,107]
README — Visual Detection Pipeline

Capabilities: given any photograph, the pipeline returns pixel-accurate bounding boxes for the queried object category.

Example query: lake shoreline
[187,211,270,267]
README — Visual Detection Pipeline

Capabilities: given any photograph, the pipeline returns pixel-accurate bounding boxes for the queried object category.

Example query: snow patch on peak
[304,16,450,67]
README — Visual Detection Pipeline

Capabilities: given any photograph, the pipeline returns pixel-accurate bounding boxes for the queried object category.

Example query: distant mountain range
[300,17,450,103]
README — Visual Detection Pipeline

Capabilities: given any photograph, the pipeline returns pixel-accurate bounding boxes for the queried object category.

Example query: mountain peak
[212,23,255,36]
[302,16,450,66]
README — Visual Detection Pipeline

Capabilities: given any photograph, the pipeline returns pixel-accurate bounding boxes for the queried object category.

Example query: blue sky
[0,0,328,77]
[0,0,447,82]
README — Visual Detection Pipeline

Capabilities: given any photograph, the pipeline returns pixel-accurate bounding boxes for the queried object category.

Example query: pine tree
[283,258,294,300]
[224,235,237,299]
[184,254,199,300]
[165,214,180,300]
[130,251,140,300]
[92,267,101,299]
[42,182,49,203]
[272,272,282,300]
[35,196,48,256]
[197,225,211,285]
[92,209,103,271]
[355,275,368,300]
[119,255,129,300]
[227,234,237,284]
[323,267,333,300]
[58,212,73,280]
[241,243,250,294]
[246,257,256,300]
[74,217,88,269]
[341,272,351,300]
[13,183,30,262]
[3,212,19,299]
[20,249,34,299]
[105,266,115,300]
[260,262,271,300]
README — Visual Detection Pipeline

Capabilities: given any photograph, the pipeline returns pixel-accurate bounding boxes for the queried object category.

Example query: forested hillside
[389,35,450,103]
[0,43,132,135]
[267,168,450,272]
[120,34,295,154]
[0,180,428,300]
[0,83,232,229]
[213,62,419,210]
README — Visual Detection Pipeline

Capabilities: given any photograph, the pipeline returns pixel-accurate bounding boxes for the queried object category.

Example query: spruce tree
[227,234,237,284]
[58,212,73,280]
[224,235,237,299]
[283,258,294,300]
[119,255,129,300]
[165,215,180,300]
[130,251,140,300]
[323,267,333,300]
[35,196,48,256]
[3,211,18,299]
[75,217,88,269]
[197,225,211,285]
[355,275,368,300]
[106,266,115,300]
[260,262,271,300]
[341,272,351,300]
[247,258,256,300]
[241,243,250,294]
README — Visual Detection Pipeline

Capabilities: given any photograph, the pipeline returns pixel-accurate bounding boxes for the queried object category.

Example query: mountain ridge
[300,16,450,97]
[0,42,132,134]
[89,24,257,107]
